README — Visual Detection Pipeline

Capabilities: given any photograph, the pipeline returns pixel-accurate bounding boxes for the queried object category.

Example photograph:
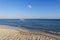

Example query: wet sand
[0,25,60,40]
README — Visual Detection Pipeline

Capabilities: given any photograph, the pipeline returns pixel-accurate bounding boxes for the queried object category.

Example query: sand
[0,25,60,40]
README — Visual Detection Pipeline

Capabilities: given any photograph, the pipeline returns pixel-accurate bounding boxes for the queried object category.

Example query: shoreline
[0,25,60,40]
[20,25,60,36]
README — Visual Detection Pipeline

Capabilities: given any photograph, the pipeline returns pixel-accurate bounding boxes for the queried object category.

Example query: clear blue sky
[0,0,60,19]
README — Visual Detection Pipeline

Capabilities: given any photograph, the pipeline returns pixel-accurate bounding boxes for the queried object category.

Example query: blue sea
[0,19,60,32]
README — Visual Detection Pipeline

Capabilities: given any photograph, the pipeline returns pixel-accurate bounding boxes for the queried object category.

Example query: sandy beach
[0,25,60,40]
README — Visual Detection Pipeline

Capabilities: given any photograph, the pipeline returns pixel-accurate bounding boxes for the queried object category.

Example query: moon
[28,5,32,8]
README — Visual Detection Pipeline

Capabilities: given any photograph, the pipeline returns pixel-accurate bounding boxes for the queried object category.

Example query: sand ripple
[0,25,59,40]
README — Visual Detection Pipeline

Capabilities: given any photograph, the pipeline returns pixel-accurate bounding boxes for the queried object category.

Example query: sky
[0,0,60,19]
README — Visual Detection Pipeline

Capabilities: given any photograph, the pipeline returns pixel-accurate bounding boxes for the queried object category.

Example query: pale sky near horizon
[0,0,60,19]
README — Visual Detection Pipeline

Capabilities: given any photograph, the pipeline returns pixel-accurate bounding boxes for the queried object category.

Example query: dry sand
[0,25,60,40]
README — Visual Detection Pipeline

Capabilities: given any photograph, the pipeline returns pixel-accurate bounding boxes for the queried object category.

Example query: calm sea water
[0,19,60,32]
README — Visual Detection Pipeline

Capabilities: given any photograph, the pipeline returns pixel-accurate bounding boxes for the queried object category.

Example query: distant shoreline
[0,18,60,20]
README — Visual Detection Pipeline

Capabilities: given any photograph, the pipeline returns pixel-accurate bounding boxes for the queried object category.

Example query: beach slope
[0,25,60,40]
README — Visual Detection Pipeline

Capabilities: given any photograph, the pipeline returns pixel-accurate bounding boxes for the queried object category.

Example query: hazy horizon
[0,0,60,19]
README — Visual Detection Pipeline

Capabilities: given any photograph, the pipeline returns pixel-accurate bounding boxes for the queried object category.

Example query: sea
[0,19,60,35]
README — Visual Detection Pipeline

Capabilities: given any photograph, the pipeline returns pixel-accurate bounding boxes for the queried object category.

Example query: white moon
[28,5,31,8]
